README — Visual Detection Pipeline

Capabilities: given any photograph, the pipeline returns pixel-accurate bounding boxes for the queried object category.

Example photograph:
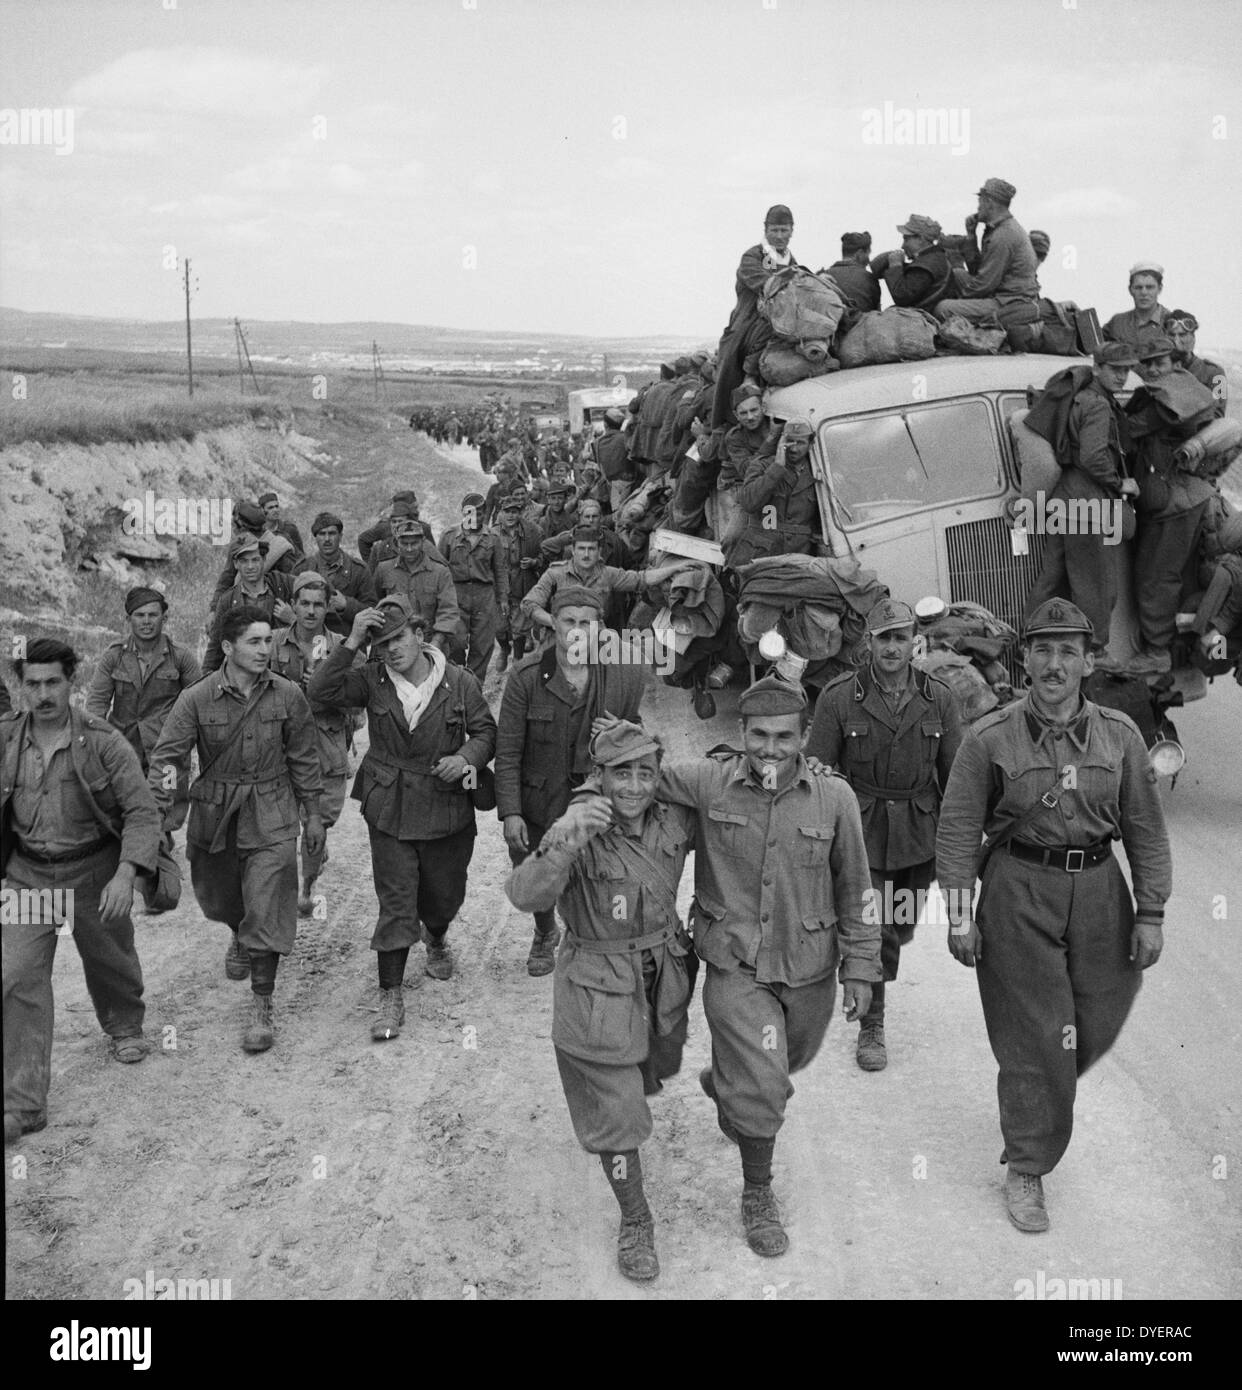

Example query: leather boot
[371,987,406,1042]
[224,934,250,981]
[526,925,560,977]
[242,995,275,1053]
[741,1183,789,1257]
[1005,1168,1050,1233]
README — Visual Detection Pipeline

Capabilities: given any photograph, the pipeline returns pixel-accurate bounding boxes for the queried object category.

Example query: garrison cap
[738,673,807,716]
[1137,335,1175,361]
[230,533,262,559]
[310,511,343,534]
[392,517,423,539]
[867,599,916,635]
[1128,260,1164,281]
[977,177,1016,204]
[550,585,604,617]
[764,204,794,227]
[292,571,330,597]
[234,500,266,531]
[1023,599,1094,639]
[732,383,764,408]
[897,213,942,239]
[125,585,167,614]
[603,407,625,426]
[373,594,426,642]
[499,495,525,513]
[590,719,662,768]
[1093,342,1140,368]
[1165,309,1198,331]
[782,419,813,440]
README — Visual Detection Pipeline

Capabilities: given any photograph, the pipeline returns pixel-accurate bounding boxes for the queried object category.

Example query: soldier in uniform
[936,600,1171,1233]
[438,492,509,683]
[84,586,201,868]
[258,492,305,557]
[308,599,496,1026]
[1165,311,1228,414]
[149,607,325,1053]
[300,511,377,637]
[505,720,697,1282]
[373,517,460,657]
[806,599,963,1070]
[654,676,879,1257]
[869,215,955,312]
[522,527,685,636]
[3,639,162,1145]
[492,493,544,672]
[203,533,295,673]
[496,588,646,976]
[538,481,578,541]
[823,231,881,313]
[726,419,822,568]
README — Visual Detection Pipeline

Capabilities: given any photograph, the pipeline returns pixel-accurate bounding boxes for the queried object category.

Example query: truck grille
[945,518,1046,686]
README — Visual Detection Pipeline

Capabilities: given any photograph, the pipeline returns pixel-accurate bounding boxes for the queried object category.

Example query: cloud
[1028,188,1141,221]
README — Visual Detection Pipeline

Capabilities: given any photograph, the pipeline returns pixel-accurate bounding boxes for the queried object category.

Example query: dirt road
[6,424,1239,1301]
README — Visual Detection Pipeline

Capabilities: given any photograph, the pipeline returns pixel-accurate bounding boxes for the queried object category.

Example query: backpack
[758,341,839,389]
[937,314,1006,356]
[758,266,847,346]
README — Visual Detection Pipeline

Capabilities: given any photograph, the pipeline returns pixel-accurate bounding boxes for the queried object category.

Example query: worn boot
[856,984,887,1071]
[224,933,250,981]
[600,1150,659,1282]
[424,933,454,980]
[526,925,560,977]
[242,995,275,1053]
[371,987,406,1042]
[741,1183,789,1257]
[1005,1168,1050,1233]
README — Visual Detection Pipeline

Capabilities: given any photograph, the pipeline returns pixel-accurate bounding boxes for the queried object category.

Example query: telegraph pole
[184,257,195,398]
[234,318,261,394]
[372,340,387,402]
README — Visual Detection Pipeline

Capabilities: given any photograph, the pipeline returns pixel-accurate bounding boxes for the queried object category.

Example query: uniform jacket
[1102,305,1169,351]
[955,212,1040,303]
[148,667,323,852]
[297,549,377,635]
[824,259,881,313]
[658,751,878,987]
[373,553,461,636]
[876,245,954,310]
[437,526,509,609]
[1,708,161,874]
[307,643,496,841]
[593,429,635,482]
[362,519,437,570]
[494,645,644,828]
[492,519,545,605]
[935,695,1172,918]
[1057,377,1132,503]
[269,626,354,778]
[726,443,821,565]
[506,800,696,1064]
[521,558,647,622]
[84,634,201,766]
[1182,355,1228,416]
[203,574,294,674]
[721,422,773,488]
[807,664,963,870]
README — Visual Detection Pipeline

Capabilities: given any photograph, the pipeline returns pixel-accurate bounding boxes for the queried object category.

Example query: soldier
[539,481,578,541]
[823,231,881,313]
[1165,310,1228,413]
[84,586,201,874]
[726,419,822,568]
[360,493,435,570]
[203,533,295,674]
[505,720,696,1282]
[869,215,955,312]
[1103,261,1170,352]
[936,178,1040,332]
[594,407,638,515]
[654,677,879,1256]
[258,492,305,557]
[268,574,355,916]
[541,499,625,568]
[496,588,645,976]
[492,493,544,672]
[806,600,963,1070]
[523,527,685,635]
[3,638,161,1145]
[438,492,509,684]
[307,599,496,1022]
[373,517,460,657]
[148,607,324,1053]
[936,600,1171,1233]
[300,511,377,637]
[208,500,300,612]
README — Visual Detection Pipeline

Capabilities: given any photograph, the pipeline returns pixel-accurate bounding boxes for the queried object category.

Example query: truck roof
[765,354,1085,421]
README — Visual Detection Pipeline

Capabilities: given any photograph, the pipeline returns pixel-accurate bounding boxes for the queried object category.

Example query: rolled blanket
[797,339,831,364]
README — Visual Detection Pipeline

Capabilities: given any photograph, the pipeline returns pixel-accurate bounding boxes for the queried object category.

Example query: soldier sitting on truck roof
[869,215,955,314]
[823,232,882,315]
[936,178,1041,338]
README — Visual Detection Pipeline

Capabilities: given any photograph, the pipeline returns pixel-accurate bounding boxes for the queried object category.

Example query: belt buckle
[1064,849,1085,873]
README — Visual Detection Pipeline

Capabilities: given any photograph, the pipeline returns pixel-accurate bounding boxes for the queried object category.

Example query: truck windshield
[821,399,1002,527]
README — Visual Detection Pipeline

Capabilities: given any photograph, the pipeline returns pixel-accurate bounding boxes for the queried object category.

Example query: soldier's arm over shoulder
[505,820,579,913]
[657,757,712,809]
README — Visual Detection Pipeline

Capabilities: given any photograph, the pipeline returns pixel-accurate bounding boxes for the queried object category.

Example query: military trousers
[1134,501,1211,650]
[506,820,557,938]
[702,961,837,1140]
[454,582,500,683]
[1025,529,1118,650]
[367,821,476,952]
[934,296,1039,327]
[976,849,1142,1176]
[3,844,146,1119]
[189,819,299,955]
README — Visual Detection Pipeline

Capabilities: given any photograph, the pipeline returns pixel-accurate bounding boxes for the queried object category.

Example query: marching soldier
[438,492,509,683]
[806,599,963,1070]
[496,588,645,976]
[307,599,496,1028]
[522,527,685,635]
[149,607,324,1054]
[936,600,1171,1233]
[655,676,879,1257]
[300,511,377,637]
[372,517,460,657]
[505,720,697,1282]
[492,493,544,672]
[84,586,201,871]
[258,492,305,557]
[3,639,161,1145]
[203,533,295,674]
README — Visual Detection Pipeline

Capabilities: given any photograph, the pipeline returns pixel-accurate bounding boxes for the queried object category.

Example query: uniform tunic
[936,696,1172,1174]
[298,550,377,636]
[938,212,1040,325]
[506,801,697,1152]
[823,259,881,313]
[726,442,821,567]
[269,626,352,827]
[492,519,544,643]
[521,558,648,627]
[437,525,509,682]
[372,552,461,643]
[875,245,954,311]
[203,575,294,674]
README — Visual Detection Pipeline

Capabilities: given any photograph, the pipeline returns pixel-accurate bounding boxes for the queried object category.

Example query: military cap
[738,673,807,716]
[977,177,1017,205]
[897,213,942,239]
[1029,229,1052,253]
[392,517,423,539]
[499,495,525,513]
[234,500,266,532]
[1093,342,1140,368]
[867,599,916,635]
[841,231,872,254]
[590,719,662,768]
[1023,599,1094,639]
[550,585,604,616]
[392,490,418,505]
[257,492,279,508]
[292,571,330,597]
[782,419,813,440]
[230,533,262,559]
[731,383,764,408]
[603,406,625,426]
[462,492,486,509]
[1165,309,1198,331]
[310,511,344,535]
[547,482,571,497]
[1128,260,1164,281]
[373,594,426,643]
[1137,335,1175,361]
[764,204,794,227]
[125,585,167,614]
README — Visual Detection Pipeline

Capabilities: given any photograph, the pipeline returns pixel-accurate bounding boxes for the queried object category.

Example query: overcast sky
[1,0,1239,344]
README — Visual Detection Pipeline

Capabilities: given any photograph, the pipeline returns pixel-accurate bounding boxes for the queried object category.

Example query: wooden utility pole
[183,257,194,398]
[372,340,388,401]
[233,318,261,394]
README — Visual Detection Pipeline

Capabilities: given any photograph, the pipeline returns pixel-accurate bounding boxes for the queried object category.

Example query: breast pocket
[796,824,834,867]
[202,708,231,746]
[844,721,873,759]
[706,806,748,857]
[525,708,557,746]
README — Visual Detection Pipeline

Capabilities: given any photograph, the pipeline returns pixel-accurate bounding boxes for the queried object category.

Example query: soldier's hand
[843,981,872,1022]
[273,600,297,625]
[329,592,347,612]
[98,867,137,924]
[303,814,326,859]
[1130,919,1163,970]
[559,793,613,850]
[803,755,835,776]
[965,213,979,235]
[948,915,982,968]
[431,754,469,783]
[591,712,623,741]
[348,608,386,647]
[504,815,530,853]
[520,557,540,569]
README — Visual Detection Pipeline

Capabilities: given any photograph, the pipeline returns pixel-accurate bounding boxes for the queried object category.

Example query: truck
[567,386,633,438]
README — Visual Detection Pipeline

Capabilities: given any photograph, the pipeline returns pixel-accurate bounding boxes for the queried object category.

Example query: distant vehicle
[567,386,632,437]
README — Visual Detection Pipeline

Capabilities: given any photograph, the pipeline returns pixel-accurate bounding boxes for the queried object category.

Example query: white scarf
[387,646,446,732]
[761,239,793,268]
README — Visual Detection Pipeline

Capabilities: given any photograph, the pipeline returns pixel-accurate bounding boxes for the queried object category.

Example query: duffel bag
[838,307,938,368]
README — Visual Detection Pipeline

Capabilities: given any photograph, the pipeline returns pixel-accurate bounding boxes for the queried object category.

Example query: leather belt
[851,776,936,802]
[565,924,677,955]
[14,835,112,865]
[1007,839,1111,873]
